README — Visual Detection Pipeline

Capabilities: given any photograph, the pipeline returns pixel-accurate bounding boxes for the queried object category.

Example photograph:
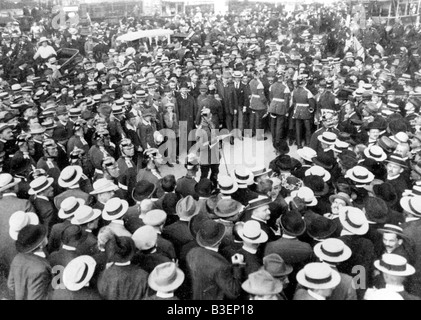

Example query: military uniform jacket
[268,82,290,116]
[249,79,267,111]
[291,86,316,120]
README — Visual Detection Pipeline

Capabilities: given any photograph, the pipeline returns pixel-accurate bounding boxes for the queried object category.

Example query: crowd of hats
[2,2,421,301]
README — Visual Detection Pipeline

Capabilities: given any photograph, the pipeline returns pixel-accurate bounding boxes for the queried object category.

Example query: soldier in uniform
[291,76,316,149]
[249,70,268,141]
[268,71,290,147]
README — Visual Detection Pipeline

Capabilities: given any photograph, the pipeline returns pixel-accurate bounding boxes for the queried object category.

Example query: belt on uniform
[273,98,285,102]
[296,103,309,107]
[251,95,261,98]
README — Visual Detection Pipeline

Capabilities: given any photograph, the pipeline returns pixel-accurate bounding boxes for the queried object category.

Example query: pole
[219,140,230,177]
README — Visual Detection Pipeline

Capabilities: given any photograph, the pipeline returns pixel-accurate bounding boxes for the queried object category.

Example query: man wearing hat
[231,167,259,206]
[400,195,421,297]
[176,154,199,199]
[242,196,277,242]
[67,119,90,157]
[0,173,35,294]
[249,70,268,141]
[177,82,197,150]
[291,75,317,148]
[377,224,414,263]
[131,225,172,273]
[162,195,199,258]
[88,129,113,174]
[97,235,149,300]
[241,269,284,300]
[36,139,61,190]
[146,262,185,300]
[313,238,357,300]
[337,206,376,297]
[268,72,290,146]
[232,220,268,277]
[294,262,341,300]
[53,106,73,144]
[29,175,57,234]
[186,219,245,300]
[385,154,410,197]
[55,165,92,211]
[0,123,18,171]
[48,225,87,278]
[8,225,51,300]
[371,253,420,300]
[51,255,101,300]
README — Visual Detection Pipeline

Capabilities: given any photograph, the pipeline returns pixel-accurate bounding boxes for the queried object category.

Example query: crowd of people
[0,2,421,300]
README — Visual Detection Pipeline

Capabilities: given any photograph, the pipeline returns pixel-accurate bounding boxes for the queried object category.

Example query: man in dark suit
[242,196,277,242]
[162,196,198,259]
[186,219,245,300]
[232,71,248,138]
[97,236,149,300]
[217,72,238,145]
[0,173,35,298]
[401,195,421,297]
[29,176,57,235]
[8,225,51,300]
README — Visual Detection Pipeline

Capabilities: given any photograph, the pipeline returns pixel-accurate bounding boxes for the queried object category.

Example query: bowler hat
[237,220,268,244]
[303,175,329,197]
[194,178,213,198]
[16,224,47,254]
[105,235,135,263]
[61,225,88,246]
[132,225,157,251]
[373,183,398,205]
[305,213,338,240]
[280,210,306,236]
[132,180,156,203]
[364,197,388,224]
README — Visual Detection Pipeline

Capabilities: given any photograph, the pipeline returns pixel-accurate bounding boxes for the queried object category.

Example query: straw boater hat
[305,165,331,182]
[245,196,272,211]
[218,175,238,194]
[102,198,129,221]
[241,269,283,296]
[297,147,317,162]
[314,238,352,264]
[339,206,369,235]
[234,167,254,187]
[28,176,54,195]
[364,145,387,162]
[0,173,21,192]
[58,165,83,188]
[148,262,185,293]
[374,254,416,277]
[400,196,421,217]
[9,211,39,241]
[364,288,404,300]
[58,197,86,220]
[317,132,337,145]
[251,165,272,179]
[296,262,341,290]
[377,224,406,238]
[71,205,102,226]
[90,179,118,195]
[237,220,268,244]
[345,166,375,184]
[63,255,97,291]
[291,187,318,207]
